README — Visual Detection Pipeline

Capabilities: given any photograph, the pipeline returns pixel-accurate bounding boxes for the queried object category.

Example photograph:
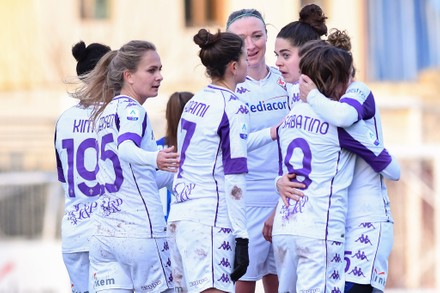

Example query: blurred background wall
[0,0,439,291]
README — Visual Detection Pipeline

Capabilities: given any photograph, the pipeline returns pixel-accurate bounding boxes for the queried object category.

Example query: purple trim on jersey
[276,128,283,176]
[115,113,120,131]
[217,112,248,175]
[362,91,376,120]
[339,98,363,122]
[325,151,341,242]
[130,165,154,238]
[213,143,221,226]
[54,130,66,182]
[210,227,215,285]
[141,113,147,138]
[340,91,376,121]
[117,132,142,147]
[338,128,392,173]
[208,84,237,97]
[373,116,379,139]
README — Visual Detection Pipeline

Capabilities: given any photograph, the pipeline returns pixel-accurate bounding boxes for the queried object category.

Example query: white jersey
[286,81,300,110]
[235,66,289,206]
[55,104,99,253]
[344,83,394,225]
[273,101,395,242]
[168,85,249,231]
[307,82,395,225]
[92,95,166,238]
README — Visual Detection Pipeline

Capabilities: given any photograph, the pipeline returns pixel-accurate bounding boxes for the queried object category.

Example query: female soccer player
[156,91,194,221]
[298,29,399,293]
[272,40,400,293]
[72,40,178,293]
[225,9,292,293]
[55,40,110,293]
[167,28,250,293]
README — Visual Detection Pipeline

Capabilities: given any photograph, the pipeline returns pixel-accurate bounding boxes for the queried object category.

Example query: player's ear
[123,70,134,84]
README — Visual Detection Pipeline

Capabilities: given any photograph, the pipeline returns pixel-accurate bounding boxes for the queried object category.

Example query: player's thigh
[173,221,235,293]
[120,237,173,292]
[89,235,132,291]
[296,237,345,293]
[345,221,393,292]
[272,234,298,293]
[242,206,277,280]
[62,251,90,293]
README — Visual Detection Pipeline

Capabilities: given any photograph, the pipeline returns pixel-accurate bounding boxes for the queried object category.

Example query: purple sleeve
[338,127,392,173]
[218,111,248,175]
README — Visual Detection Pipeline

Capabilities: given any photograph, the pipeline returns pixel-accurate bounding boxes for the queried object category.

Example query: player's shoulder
[56,103,91,123]
[345,81,372,100]
[268,66,282,76]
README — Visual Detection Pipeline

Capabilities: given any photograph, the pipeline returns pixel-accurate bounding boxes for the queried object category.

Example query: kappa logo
[236,105,249,114]
[236,86,249,94]
[228,94,238,101]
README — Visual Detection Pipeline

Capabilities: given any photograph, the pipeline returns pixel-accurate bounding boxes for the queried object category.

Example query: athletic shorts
[62,251,92,293]
[273,235,345,293]
[240,205,277,281]
[89,235,173,292]
[167,220,235,293]
[345,221,394,292]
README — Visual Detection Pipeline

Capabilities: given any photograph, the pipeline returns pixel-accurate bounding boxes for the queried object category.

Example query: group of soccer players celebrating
[55,4,400,293]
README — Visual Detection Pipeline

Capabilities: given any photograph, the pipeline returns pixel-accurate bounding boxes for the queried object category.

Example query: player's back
[275,102,356,242]
[55,104,99,252]
[93,95,166,238]
[347,101,393,225]
[169,85,249,228]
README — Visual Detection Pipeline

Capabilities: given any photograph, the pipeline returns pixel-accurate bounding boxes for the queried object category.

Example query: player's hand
[262,209,276,243]
[299,74,317,102]
[230,238,249,282]
[156,146,179,172]
[270,117,285,140]
[276,173,305,207]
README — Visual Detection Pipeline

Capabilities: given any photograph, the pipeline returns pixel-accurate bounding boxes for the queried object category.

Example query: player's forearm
[224,173,248,239]
[119,140,158,167]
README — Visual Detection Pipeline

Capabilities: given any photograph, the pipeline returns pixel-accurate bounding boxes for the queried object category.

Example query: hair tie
[226,12,266,29]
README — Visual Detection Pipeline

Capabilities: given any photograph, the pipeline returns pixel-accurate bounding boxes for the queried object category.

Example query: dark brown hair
[193,29,244,79]
[277,4,327,47]
[165,91,194,148]
[299,42,353,100]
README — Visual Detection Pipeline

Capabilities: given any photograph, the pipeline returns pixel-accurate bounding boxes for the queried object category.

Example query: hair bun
[72,41,111,76]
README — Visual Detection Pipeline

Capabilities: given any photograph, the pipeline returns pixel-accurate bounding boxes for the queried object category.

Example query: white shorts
[273,235,345,293]
[62,252,92,293]
[240,206,277,281]
[89,235,173,292]
[345,221,394,292]
[167,221,235,293]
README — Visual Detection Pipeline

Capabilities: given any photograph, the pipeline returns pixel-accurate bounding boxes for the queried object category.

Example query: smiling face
[124,50,163,104]
[227,16,267,71]
[274,37,301,84]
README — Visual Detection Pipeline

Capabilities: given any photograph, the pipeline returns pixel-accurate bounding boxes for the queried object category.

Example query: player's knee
[345,282,373,293]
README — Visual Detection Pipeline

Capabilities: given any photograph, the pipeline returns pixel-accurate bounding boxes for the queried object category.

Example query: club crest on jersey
[127,109,140,121]
[277,77,287,90]
[240,123,248,139]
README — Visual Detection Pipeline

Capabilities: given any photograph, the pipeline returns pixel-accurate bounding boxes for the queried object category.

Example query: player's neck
[212,80,235,92]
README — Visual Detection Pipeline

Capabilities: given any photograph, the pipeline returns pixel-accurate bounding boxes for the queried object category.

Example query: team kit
[55,5,400,293]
